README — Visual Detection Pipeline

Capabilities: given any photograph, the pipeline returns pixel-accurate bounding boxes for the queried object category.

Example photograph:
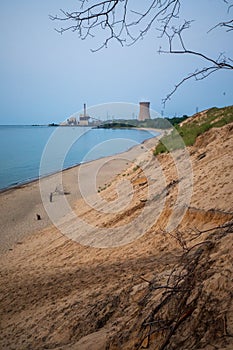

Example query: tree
[50,0,233,104]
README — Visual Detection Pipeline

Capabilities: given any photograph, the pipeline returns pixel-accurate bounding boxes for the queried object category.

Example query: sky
[0,0,232,124]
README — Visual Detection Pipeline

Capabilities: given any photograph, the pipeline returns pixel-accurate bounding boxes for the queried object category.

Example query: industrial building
[138,101,151,121]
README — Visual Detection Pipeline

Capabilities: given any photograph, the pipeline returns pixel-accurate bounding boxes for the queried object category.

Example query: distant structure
[79,103,90,126]
[66,116,77,125]
[138,101,151,121]
[59,103,102,126]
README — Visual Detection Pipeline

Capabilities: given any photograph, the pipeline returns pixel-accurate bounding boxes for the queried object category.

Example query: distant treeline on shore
[97,115,189,129]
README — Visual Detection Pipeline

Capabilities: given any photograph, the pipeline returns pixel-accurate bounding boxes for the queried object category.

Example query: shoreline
[0,131,162,253]
[0,128,161,194]
[1,115,233,350]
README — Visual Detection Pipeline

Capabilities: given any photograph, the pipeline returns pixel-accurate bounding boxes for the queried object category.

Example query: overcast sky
[0,0,232,124]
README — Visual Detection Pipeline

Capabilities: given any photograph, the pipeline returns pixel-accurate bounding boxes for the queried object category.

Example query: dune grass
[154,106,233,155]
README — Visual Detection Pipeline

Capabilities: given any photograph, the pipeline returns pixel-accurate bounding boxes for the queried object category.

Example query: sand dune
[0,124,233,349]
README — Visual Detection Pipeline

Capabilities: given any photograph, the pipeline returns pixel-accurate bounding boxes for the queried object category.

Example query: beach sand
[0,124,233,349]
[0,136,158,253]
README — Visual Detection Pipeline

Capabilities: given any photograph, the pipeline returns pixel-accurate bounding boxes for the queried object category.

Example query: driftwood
[135,221,233,350]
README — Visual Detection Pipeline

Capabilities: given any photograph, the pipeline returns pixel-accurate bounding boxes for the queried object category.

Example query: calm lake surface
[0,125,158,190]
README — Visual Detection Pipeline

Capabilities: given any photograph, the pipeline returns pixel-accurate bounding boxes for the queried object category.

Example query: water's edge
[0,129,159,194]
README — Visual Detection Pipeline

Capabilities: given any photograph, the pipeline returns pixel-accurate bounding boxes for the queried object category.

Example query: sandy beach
[0,123,233,349]
[0,135,160,253]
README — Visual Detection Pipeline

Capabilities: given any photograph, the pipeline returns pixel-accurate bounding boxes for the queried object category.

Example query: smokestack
[84,103,87,117]
[138,102,151,121]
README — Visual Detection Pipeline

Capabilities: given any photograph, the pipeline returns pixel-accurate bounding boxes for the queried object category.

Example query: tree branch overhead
[51,0,233,103]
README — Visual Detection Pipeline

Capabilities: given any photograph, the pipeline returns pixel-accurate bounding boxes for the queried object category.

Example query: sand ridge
[0,123,233,349]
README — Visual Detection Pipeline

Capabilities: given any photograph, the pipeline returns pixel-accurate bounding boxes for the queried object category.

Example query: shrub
[154,105,233,155]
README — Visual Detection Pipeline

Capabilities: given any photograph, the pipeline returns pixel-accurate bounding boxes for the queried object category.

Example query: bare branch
[162,66,220,106]
[208,19,233,32]
[51,1,233,102]
[158,20,233,104]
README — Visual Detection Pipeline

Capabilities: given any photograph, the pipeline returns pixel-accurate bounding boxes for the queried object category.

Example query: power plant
[58,101,152,126]
[138,102,151,121]
[79,103,91,125]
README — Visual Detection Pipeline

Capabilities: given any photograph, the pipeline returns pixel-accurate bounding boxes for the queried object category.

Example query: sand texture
[0,123,233,349]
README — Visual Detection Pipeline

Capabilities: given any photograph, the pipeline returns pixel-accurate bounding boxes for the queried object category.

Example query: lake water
[0,125,158,190]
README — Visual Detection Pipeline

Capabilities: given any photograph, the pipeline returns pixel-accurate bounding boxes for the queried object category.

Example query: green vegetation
[98,182,111,192]
[154,106,233,155]
[48,123,59,127]
[96,122,135,129]
[97,115,188,130]
[130,118,171,129]
[133,165,139,172]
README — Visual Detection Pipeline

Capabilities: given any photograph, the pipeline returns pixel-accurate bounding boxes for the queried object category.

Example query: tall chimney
[138,102,151,121]
[84,103,87,117]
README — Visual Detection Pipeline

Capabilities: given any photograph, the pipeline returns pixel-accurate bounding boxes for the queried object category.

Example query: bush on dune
[154,105,233,155]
